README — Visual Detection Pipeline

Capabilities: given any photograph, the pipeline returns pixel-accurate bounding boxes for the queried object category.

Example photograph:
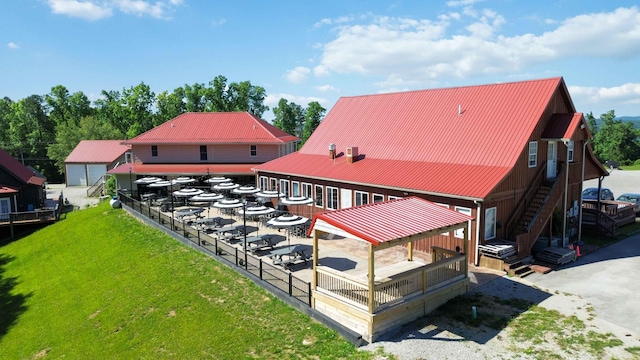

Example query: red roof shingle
[65,140,130,163]
[124,112,299,145]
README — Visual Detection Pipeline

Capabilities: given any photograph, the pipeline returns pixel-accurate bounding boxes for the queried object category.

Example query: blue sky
[1,0,639,120]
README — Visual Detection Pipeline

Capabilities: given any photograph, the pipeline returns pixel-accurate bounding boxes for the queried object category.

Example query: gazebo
[308,197,474,342]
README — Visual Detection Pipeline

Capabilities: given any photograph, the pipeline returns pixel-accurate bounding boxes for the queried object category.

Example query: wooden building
[254,77,608,266]
[0,148,46,218]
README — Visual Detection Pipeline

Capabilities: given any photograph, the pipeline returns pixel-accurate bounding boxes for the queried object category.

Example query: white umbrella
[232,186,260,195]
[212,198,244,209]
[213,182,240,191]
[173,188,203,197]
[255,190,285,198]
[190,193,224,216]
[134,176,162,184]
[205,176,231,184]
[267,215,309,245]
[148,180,173,188]
[173,177,196,185]
[237,205,276,216]
[280,196,313,205]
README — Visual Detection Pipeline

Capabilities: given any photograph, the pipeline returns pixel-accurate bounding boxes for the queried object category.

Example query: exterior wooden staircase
[503,256,534,278]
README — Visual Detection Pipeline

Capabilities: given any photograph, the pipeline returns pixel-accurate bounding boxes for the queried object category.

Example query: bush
[105,175,117,196]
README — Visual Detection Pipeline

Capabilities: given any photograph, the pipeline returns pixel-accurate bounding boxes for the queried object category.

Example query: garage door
[66,164,87,186]
[87,164,107,186]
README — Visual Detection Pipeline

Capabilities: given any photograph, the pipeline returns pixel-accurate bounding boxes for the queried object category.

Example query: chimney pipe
[329,143,336,159]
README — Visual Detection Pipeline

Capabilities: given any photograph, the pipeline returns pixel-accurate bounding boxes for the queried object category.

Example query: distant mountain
[616,116,640,128]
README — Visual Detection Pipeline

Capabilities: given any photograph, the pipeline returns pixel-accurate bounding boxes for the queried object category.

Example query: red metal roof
[123,112,299,145]
[65,140,130,163]
[309,196,474,246]
[541,113,584,140]
[0,186,19,194]
[255,77,568,199]
[108,163,258,176]
[0,148,46,186]
[255,153,510,200]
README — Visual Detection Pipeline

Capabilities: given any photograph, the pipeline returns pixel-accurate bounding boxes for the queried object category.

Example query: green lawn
[0,202,376,359]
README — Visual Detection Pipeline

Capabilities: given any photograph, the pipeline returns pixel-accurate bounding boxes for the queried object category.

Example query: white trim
[528,141,538,168]
[567,140,574,162]
[355,191,369,206]
[387,195,402,200]
[291,181,300,197]
[280,179,290,197]
[314,184,324,207]
[327,186,339,210]
[269,178,277,191]
[302,182,312,206]
[372,193,384,203]
[259,176,268,191]
[485,207,497,240]
[454,206,472,238]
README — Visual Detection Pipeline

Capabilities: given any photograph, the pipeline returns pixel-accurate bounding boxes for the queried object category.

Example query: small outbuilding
[65,140,130,186]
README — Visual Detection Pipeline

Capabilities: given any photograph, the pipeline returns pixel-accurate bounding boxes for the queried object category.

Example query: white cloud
[265,93,327,109]
[569,83,640,107]
[45,0,182,20]
[7,42,19,49]
[314,84,338,92]
[285,66,311,83]
[446,0,483,7]
[211,18,226,26]
[312,6,640,87]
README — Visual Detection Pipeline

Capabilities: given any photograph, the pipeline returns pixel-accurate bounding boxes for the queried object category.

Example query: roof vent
[329,143,336,159]
[346,146,358,163]
[458,104,462,116]
[171,123,175,128]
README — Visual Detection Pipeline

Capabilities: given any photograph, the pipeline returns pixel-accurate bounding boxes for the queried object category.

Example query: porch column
[407,241,413,261]
[463,221,470,276]
[368,243,375,314]
[312,229,319,292]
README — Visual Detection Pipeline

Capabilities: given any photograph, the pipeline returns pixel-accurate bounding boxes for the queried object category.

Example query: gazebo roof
[309,197,474,246]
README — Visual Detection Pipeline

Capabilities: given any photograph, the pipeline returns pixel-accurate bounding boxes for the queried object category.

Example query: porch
[582,199,637,236]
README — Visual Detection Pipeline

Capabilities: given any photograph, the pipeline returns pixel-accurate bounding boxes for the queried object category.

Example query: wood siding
[0,168,44,211]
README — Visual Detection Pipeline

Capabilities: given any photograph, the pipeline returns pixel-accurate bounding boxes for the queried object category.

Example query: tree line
[587,110,640,166]
[0,75,326,183]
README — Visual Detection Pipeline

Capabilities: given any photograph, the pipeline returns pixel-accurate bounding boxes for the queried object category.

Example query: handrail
[505,163,547,238]
[86,175,106,197]
[526,164,565,232]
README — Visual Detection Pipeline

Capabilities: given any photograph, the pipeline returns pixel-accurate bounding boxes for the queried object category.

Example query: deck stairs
[513,183,551,236]
[503,256,535,278]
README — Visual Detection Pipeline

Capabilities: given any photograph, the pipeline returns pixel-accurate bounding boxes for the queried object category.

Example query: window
[151,145,158,157]
[280,179,290,197]
[125,151,133,163]
[327,186,338,210]
[270,178,277,191]
[567,140,574,162]
[259,176,268,190]
[200,145,207,161]
[302,183,312,198]
[485,207,497,240]
[250,145,257,157]
[373,194,384,203]
[436,203,449,236]
[388,195,402,201]
[292,182,300,196]
[314,185,323,207]
[454,206,472,239]
[355,191,369,206]
[528,141,537,167]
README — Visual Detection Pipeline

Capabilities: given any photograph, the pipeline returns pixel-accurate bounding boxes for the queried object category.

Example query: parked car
[581,187,614,201]
[616,193,640,215]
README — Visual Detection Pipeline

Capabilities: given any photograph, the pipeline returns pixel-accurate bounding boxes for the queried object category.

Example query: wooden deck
[582,200,637,236]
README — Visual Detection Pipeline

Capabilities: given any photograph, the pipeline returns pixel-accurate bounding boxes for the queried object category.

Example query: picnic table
[269,245,311,269]
[243,234,280,253]
[174,207,204,221]
[214,225,246,242]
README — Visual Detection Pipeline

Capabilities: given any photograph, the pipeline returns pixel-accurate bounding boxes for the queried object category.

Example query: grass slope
[0,202,373,359]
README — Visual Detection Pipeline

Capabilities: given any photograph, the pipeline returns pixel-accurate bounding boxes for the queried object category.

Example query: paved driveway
[526,234,640,335]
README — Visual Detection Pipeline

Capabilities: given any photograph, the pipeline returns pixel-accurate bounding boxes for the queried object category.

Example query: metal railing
[118,191,312,307]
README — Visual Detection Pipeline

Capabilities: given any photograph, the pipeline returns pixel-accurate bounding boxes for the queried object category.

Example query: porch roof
[309,196,474,246]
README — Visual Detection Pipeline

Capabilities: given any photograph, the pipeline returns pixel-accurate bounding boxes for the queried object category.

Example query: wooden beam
[407,241,413,261]
[368,243,375,315]
[463,220,469,276]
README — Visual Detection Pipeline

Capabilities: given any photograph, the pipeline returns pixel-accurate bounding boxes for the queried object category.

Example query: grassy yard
[0,202,378,359]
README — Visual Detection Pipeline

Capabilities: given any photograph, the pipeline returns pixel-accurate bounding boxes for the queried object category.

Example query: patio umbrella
[232,186,260,195]
[173,188,203,207]
[213,182,240,192]
[189,192,224,216]
[148,180,178,211]
[280,196,313,205]
[212,199,250,254]
[255,190,285,198]
[267,214,309,245]
[205,176,231,184]
[174,176,196,184]
[134,176,162,184]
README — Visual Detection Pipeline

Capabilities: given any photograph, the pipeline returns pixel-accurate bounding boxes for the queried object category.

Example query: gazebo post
[312,229,319,302]
[368,243,375,315]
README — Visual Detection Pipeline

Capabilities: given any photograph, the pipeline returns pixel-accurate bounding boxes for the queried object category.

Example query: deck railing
[118,191,312,307]
[316,253,466,313]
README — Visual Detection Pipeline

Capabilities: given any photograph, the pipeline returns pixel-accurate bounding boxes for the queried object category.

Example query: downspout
[562,140,570,247]
[578,140,589,241]
[473,200,481,266]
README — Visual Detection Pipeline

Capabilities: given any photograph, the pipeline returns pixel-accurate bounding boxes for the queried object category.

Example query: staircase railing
[515,164,566,256]
[505,163,547,239]
[86,176,106,197]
